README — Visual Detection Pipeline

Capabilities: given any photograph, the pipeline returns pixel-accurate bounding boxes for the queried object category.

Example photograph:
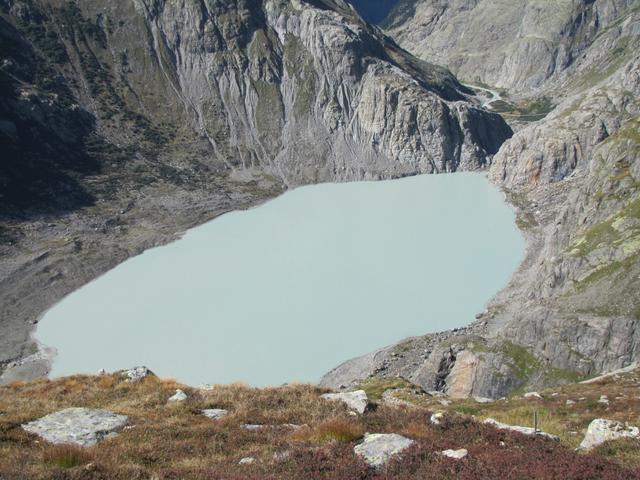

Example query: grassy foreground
[0,371,639,479]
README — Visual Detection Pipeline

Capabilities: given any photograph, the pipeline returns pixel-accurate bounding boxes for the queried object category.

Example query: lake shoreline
[19,173,524,388]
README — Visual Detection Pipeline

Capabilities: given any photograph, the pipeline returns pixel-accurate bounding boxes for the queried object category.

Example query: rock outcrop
[579,418,640,450]
[22,407,128,446]
[321,390,371,414]
[354,433,415,467]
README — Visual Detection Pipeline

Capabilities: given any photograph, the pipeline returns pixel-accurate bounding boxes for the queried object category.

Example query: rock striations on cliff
[384,0,640,95]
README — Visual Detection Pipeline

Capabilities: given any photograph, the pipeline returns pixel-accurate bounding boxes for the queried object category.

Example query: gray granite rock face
[321,390,370,414]
[385,0,639,94]
[579,419,640,449]
[22,408,128,446]
[354,433,415,468]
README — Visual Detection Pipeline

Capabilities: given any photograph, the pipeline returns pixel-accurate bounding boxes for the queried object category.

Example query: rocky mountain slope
[384,0,640,95]
[0,0,510,382]
[321,0,640,398]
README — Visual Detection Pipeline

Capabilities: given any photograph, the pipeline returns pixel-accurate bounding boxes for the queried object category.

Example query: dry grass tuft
[292,417,364,444]
[42,444,94,469]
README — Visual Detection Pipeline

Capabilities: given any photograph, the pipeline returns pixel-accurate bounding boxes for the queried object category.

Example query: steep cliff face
[321,9,640,398]
[0,0,510,381]
[384,0,639,94]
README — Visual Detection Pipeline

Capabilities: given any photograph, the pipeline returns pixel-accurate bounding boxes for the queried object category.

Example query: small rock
[321,390,371,414]
[579,419,640,449]
[239,457,256,465]
[473,396,493,404]
[354,433,415,468]
[22,408,128,446]
[566,400,576,406]
[242,424,266,430]
[439,399,451,406]
[430,412,444,425]
[598,395,609,405]
[441,448,468,460]
[168,389,188,402]
[202,409,228,420]
[120,366,153,382]
[523,392,543,400]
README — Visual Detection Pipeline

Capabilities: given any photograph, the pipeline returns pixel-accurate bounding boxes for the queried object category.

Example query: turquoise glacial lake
[36,173,524,386]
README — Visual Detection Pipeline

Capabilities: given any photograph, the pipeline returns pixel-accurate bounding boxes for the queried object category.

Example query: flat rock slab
[22,408,128,446]
[580,418,640,449]
[354,433,414,468]
[484,418,559,441]
[321,390,370,414]
[202,409,228,420]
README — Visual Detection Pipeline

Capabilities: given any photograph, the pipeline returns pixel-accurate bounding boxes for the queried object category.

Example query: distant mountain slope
[384,0,640,94]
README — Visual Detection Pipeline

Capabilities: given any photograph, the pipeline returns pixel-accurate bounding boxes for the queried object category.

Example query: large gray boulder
[22,408,128,446]
[354,433,415,468]
[579,419,640,450]
[321,390,371,414]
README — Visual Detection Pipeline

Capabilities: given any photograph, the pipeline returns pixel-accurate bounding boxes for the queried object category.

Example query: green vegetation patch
[356,378,418,401]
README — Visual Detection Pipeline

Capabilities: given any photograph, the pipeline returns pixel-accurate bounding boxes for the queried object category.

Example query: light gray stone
[239,457,256,465]
[202,409,228,420]
[441,448,468,460]
[473,396,494,404]
[321,390,370,414]
[430,412,444,425]
[484,418,559,441]
[579,419,640,450]
[22,408,128,446]
[168,389,188,402]
[354,433,415,468]
[120,366,153,383]
[523,392,543,400]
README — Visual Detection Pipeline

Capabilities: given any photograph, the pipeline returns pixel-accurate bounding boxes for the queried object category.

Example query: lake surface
[36,173,524,386]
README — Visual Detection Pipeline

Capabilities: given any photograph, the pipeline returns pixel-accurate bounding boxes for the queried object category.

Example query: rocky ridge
[384,0,640,95]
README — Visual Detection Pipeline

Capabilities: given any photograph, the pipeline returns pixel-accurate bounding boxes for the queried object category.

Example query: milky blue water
[36,173,524,386]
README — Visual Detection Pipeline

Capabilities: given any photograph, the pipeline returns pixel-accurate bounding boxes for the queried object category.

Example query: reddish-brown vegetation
[0,372,638,479]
